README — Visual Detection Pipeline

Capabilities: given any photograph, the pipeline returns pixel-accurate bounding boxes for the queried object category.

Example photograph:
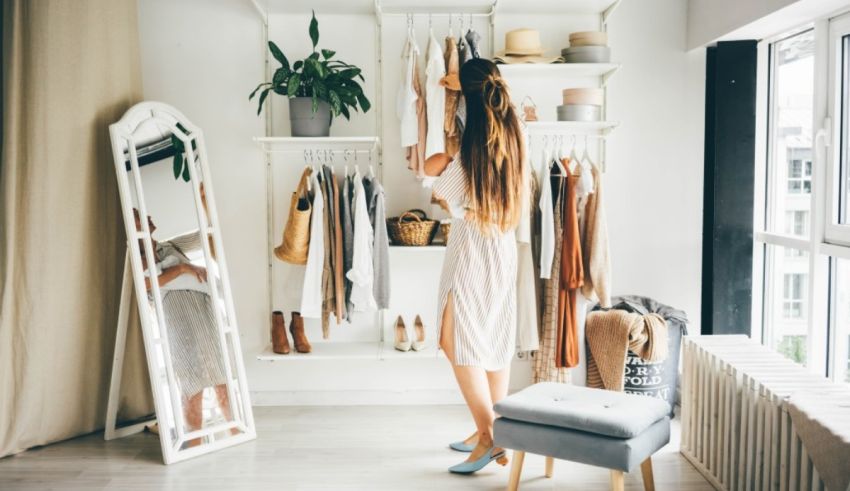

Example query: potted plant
[249,11,371,137]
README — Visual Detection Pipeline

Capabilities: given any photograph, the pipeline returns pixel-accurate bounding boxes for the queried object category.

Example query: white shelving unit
[498,63,620,86]
[257,342,380,361]
[250,0,621,365]
[253,136,380,153]
[525,120,620,135]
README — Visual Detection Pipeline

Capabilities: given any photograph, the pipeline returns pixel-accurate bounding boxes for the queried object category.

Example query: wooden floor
[0,406,713,490]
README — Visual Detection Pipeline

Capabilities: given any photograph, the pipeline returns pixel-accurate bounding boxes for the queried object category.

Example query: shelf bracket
[602,0,621,27]
[601,65,620,87]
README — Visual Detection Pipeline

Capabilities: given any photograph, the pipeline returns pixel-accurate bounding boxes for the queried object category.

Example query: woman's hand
[182,264,208,283]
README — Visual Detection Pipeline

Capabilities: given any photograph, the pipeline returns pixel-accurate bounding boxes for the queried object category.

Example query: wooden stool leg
[610,470,625,491]
[507,450,525,491]
[544,456,554,478]
[640,457,656,491]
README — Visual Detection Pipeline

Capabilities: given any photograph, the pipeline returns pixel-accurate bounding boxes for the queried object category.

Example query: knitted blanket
[586,309,668,391]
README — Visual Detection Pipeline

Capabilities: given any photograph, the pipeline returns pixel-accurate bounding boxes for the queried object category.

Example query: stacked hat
[561,31,611,63]
[494,29,562,64]
[557,88,603,122]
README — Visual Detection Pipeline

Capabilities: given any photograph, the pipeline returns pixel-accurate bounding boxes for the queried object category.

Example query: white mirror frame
[106,101,255,464]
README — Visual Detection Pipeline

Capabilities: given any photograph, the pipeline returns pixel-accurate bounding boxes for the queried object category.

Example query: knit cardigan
[580,164,611,307]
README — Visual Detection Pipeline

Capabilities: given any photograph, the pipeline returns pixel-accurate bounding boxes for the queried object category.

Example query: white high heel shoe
[411,314,427,351]
[394,316,411,352]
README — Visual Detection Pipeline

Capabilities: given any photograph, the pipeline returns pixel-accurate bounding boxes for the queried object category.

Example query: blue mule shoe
[449,441,475,452]
[448,447,506,474]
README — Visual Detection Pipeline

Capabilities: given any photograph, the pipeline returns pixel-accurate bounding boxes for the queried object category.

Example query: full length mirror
[108,102,255,464]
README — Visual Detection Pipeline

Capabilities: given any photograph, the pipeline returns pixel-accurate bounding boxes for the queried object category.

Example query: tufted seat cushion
[494,382,671,439]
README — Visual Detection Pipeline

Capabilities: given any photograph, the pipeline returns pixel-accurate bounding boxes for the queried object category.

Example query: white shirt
[424,32,446,159]
[538,153,555,279]
[300,174,324,318]
[347,171,377,311]
[397,35,419,148]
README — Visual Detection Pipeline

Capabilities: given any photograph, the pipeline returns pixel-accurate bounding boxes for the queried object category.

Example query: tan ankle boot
[271,311,290,354]
[290,312,312,353]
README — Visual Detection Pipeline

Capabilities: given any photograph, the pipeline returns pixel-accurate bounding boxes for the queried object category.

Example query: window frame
[826,14,850,246]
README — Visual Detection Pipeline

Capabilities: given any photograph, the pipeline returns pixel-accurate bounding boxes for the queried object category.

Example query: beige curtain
[0,0,153,458]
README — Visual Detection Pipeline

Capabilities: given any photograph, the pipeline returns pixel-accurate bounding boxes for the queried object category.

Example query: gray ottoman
[494,383,671,491]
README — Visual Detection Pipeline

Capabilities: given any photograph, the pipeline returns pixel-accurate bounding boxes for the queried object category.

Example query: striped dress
[433,159,518,371]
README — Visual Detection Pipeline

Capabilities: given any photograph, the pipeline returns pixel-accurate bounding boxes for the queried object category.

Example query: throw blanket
[585,309,668,391]
[786,390,850,491]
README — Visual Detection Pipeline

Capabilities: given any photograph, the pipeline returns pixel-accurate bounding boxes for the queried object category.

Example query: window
[783,273,807,318]
[756,18,850,383]
[764,30,814,237]
[784,210,809,236]
[762,245,810,366]
[786,157,812,194]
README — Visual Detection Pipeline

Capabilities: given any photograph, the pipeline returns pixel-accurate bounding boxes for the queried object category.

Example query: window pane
[834,258,850,383]
[764,245,810,366]
[767,30,814,237]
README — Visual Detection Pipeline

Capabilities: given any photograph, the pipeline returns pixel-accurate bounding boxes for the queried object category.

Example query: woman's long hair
[459,58,525,233]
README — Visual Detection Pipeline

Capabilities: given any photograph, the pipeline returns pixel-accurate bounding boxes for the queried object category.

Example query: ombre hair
[458,58,525,234]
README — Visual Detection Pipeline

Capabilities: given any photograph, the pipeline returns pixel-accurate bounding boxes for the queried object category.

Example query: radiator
[681,335,829,491]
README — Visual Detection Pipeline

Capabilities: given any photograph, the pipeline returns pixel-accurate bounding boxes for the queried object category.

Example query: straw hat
[495,29,561,64]
[501,28,545,55]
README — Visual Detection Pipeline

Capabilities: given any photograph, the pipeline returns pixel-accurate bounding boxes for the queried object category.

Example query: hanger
[343,149,350,178]
[581,135,594,167]
[579,136,595,194]
[568,135,579,172]
[368,150,375,178]
[448,13,453,37]
[304,150,312,192]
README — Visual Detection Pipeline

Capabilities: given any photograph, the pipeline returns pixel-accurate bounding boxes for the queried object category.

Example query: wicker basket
[439,221,451,244]
[386,209,438,246]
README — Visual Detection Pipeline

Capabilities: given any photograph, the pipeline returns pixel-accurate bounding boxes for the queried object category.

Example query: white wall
[136,0,705,405]
[687,0,850,48]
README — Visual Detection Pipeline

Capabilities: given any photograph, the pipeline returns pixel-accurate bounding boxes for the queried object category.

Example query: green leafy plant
[171,123,195,182]
[248,10,371,119]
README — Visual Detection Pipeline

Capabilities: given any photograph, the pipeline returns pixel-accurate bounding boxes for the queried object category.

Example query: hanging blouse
[347,170,377,311]
[397,35,419,148]
[442,36,461,156]
[365,175,390,310]
[406,48,427,177]
[301,173,324,319]
[465,29,481,59]
[425,32,446,160]
[538,153,555,279]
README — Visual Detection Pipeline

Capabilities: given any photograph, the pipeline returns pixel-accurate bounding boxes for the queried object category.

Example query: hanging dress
[434,159,518,371]
[533,163,570,383]
[555,164,584,368]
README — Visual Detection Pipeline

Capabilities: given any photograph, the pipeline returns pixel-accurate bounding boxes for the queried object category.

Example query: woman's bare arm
[423,153,452,177]
[144,263,207,291]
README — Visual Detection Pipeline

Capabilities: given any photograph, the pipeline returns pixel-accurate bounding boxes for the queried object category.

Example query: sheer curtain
[0,0,153,458]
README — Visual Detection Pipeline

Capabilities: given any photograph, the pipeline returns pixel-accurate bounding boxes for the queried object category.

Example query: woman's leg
[183,392,204,447]
[215,384,240,435]
[440,293,504,462]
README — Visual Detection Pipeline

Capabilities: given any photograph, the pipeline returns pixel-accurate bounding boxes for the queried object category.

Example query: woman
[426,58,526,474]
[134,209,235,446]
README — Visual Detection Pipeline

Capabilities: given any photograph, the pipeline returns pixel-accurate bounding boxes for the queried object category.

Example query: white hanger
[568,135,579,172]
[368,150,375,178]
